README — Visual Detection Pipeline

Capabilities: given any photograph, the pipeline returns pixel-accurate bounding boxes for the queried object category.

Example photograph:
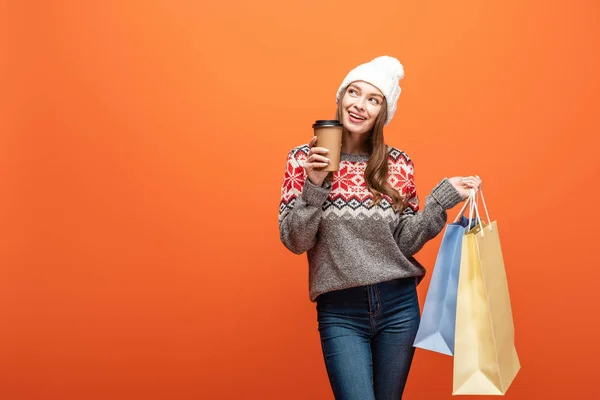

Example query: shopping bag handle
[468,189,493,235]
[478,189,491,227]
[452,181,492,232]
[453,193,473,223]
[468,190,482,234]
[453,189,488,224]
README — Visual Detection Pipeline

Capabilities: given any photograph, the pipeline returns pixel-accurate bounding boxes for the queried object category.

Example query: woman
[278,56,481,399]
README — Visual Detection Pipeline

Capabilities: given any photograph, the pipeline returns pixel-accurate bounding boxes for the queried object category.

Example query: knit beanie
[335,56,405,125]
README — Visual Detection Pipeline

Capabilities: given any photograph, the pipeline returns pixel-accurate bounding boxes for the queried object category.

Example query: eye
[369,98,379,105]
[348,89,357,96]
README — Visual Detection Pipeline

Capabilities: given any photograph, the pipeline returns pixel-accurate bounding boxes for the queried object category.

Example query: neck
[341,129,371,155]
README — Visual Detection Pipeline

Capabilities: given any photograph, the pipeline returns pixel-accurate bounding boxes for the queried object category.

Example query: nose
[354,96,366,111]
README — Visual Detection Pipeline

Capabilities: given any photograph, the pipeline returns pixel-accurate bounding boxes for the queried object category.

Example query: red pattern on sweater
[280,145,419,216]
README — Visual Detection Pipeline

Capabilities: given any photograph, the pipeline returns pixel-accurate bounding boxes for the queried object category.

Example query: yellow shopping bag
[453,191,520,395]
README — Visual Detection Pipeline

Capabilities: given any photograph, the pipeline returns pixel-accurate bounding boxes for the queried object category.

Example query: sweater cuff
[431,178,464,210]
[301,178,332,207]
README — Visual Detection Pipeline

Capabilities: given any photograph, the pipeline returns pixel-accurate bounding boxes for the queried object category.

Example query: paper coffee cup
[312,120,343,172]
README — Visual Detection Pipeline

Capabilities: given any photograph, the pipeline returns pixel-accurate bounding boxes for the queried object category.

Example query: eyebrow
[349,84,384,99]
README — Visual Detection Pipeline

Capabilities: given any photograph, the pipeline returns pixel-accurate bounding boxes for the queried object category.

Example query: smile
[348,112,366,121]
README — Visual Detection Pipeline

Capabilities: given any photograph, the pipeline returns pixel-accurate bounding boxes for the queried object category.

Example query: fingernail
[326,158,331,163]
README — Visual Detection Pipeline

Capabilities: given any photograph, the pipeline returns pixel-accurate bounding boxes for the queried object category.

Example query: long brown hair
[335,91,405,212]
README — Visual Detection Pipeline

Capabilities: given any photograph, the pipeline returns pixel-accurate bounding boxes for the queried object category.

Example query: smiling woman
[277,56,482,399]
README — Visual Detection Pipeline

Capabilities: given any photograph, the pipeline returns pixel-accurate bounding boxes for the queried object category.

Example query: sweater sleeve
[392,161,464,258]
[278,147,332,255]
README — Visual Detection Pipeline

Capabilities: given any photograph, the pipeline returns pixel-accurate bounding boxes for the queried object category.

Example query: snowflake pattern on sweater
[279,145,419,221]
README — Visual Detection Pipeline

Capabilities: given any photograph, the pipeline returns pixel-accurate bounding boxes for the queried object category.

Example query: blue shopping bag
[413,215,475,356]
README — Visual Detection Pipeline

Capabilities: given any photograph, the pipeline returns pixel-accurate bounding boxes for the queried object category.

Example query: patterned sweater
[278,144,464,301]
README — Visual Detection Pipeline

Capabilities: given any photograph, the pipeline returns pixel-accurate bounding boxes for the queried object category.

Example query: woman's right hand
[304,136,331,187]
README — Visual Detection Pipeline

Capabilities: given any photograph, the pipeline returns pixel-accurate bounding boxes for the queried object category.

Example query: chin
[342,112,373,135]
[344,125,367,135]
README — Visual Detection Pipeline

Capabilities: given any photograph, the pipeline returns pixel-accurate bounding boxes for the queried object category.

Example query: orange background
[2,1,599,399]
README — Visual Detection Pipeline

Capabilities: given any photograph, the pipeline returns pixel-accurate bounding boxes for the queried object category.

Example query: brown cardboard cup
[313,120,343,172]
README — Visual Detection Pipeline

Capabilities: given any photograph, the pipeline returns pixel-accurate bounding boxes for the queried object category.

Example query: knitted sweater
[278,144,464,302]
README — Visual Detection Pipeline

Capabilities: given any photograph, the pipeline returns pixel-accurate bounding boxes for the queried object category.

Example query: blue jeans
[316,278,420,400]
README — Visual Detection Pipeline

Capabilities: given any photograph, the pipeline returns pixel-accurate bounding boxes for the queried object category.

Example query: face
[340,81,384,135]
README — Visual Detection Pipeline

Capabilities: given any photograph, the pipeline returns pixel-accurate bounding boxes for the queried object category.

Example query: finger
[467,177,482,185]
[468,176,482,185]
[461,181,479,189]
[308,136,317,148]
[310,147,330,155]
[309,154,330,164]
[304,162,329,170]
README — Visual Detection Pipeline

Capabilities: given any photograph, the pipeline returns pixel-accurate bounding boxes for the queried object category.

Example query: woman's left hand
[448,175,482,200]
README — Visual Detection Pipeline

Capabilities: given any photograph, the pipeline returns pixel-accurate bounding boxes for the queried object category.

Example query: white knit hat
[335,56,405,125]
